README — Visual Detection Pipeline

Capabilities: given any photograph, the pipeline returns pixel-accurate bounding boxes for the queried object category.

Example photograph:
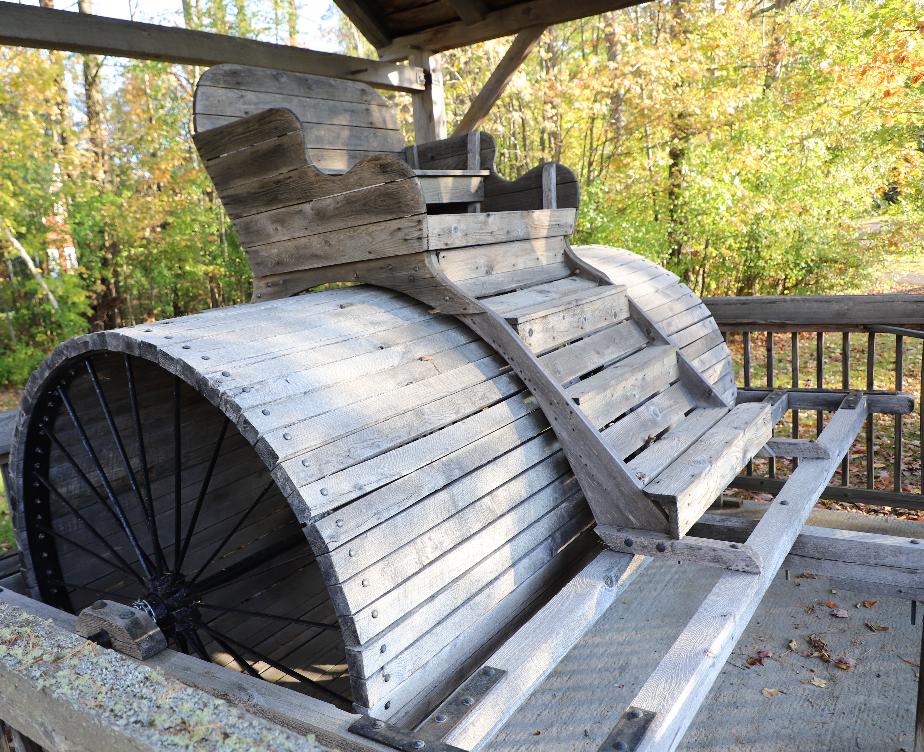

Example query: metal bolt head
[614,742,629,752]
[730,543,739,549]
[119,609,135,619]
[482,666,493,676]
[655,542,667,553]
[372,720,385,730]
[603,575,615,589]
[434,713,448,724]
[623,537,634,547]
[911,539,920,545]
[411,741,425,750]
[92,600,106,610]
[461,695,474,707]
[779,499,789,506]
[627,709,641,720]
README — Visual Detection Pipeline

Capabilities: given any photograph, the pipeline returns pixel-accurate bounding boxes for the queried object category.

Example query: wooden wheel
[17,350,351,707]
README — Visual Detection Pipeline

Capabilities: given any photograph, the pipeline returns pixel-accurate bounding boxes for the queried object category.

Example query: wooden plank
[705,293,924,328]
[602,382,699,460]
[426,209,575,249]
[418,174,484,204]
[452,26,545,135]
[0,601,335,752]
[0,589,390,752]
[757,437,830,459]
[456,262,572,298]
[351,504,592,708]
[538,318,648,384]
[441,551,648,750]
[310,407,549,554]
[446,0,488,24]
[346,503,588,681]
[645,402,773,537]
[408,50,447,143]
[0,3,424,92]
[736,387,915,415]
[629,396,869,751]
[377,0,645,59]
[596,526,761,572]
[437,236,567,283]
[567,345,678,428]
[626,406,729,485]
[0,409,15,459]
[195,85,403,139]
[481,276,599,315]
[505,285,628,352]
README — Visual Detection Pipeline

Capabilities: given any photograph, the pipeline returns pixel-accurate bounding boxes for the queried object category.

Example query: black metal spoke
[184,629,211,662]
[195,603,337,631]
[191,531,306,596]
[35,522,145,585]
[173,376,183,572]
[199,623,350,705]
[198,625,262,679]
[189,479,275,583]
[34,472,144,584]
[174,630,190,656]
[57,384,155,583]
[176,417,229,571]
[124,355,167,572]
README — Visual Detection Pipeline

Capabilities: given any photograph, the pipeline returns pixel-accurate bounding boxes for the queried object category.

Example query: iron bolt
[461,696,474,707]
[614,742,629,752]
[411,741,425,750]
[655,542,667,553]
[372,720,385,730]
[627,709,641,720]
[119,609,135,619]
[92,600,106,610]
[623,537,634,547]
[434,713,448,724]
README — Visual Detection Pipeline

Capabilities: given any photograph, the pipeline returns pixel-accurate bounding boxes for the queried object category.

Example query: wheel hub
[131,572,197,637]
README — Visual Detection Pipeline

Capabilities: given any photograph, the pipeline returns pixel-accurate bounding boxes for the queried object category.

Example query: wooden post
[453,26,545,136]
[408,50,446,144]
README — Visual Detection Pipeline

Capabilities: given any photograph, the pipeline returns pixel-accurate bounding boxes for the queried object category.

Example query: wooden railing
[705,294,924,512]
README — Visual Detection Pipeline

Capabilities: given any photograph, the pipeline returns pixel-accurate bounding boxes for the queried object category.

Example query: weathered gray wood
[426,209,575,249]
[737,386,914,415]
[705,293,924,329]
[442,551,648,750]
[408,50,447,144]
[645,402,773,537]
[0,2,425,92]
[504,285,628,352]
[757,437,830,459]
[596,526,761,573]
[602,382,698,460]
[453,26,545,136]
[567,344,678,428]
[628,395,869,751]
[538,318,648,383]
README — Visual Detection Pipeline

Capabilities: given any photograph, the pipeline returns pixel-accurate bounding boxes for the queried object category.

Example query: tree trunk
[287,0,298,45]
[666,0,690,274]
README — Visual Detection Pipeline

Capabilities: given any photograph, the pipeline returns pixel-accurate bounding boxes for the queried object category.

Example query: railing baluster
[791,331,799,470]
[920,342,923,497]
[841,332,850,485]
[767,331,775,479]
[744,331,752,475]
[743,331,751,388]
[816,332,824,435]
[866,332,875,489]
[895,335,903,494]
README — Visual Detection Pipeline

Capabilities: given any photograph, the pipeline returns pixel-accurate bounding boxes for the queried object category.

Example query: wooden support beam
[757,437,830,459]
[0,587,390,752]
[705,293,924,330]
[441,551,649,751]
[692,513,924,600]
[446,0,489,24]
[409,50,447,143]
[377,0,639,59]
[331,0,392,49]
[729,474,924,513]
[452,26,546,136]
[628,395,868,751]
[737,386,914,415]
[0,596,338,752]
[0,1,424,92]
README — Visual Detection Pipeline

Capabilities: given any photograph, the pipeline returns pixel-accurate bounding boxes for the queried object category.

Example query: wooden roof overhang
[334,0,650,59]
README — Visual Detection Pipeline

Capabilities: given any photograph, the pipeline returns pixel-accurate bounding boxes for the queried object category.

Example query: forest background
[1,0,922,394]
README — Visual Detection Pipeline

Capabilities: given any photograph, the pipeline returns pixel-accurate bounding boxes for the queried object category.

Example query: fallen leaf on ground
[809,676,828,688]
[796,572,817,579]
[831,608,850,618]
[788,639,799,651]
[865,623,889,633]
[822,600,840,609]
[862,599,878,609]
[835,656,856,670]
[808,634,833,663]
[761,687,781,698]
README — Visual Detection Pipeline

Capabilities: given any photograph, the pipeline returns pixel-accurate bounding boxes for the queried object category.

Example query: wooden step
[566,344,678,427]
[644,402,773,536]
[503,284,629,353]
[417,173,485,205]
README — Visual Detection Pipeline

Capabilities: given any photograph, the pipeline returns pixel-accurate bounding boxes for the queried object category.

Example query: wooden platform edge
[0,587,390,752]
